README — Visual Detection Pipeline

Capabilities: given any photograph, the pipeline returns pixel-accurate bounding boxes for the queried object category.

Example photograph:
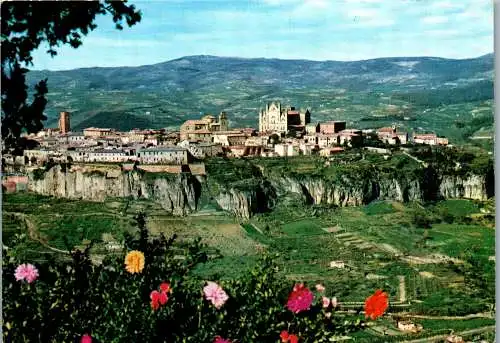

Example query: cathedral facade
[259,102,310,134]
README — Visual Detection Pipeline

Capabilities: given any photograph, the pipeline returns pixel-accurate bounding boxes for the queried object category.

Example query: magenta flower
[203,281,229,309]
[214,336,232,343]
[14,263,39,283]
[286,283,314,313]
[81,334,92,343]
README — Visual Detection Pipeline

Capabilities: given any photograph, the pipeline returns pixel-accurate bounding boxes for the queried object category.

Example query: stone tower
[300,109,311,126]
[219,111,229,131]
[59,111,71,134]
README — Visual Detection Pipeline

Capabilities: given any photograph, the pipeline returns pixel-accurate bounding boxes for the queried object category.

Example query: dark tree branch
[1,1,142,154]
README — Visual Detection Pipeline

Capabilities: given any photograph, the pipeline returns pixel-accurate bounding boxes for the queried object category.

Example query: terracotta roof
[377,127,395,133]
[213,131,246,136]
[186,129,211,134]
[414,134,437,139]
[287,110,300,115]
[182,120,209,126]
[322,147,344,152]
[84,127,112,131]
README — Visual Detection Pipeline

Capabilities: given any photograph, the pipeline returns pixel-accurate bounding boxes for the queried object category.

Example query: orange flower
[280,331,299,343]
[364,289,388,320]
[124,250,145,274]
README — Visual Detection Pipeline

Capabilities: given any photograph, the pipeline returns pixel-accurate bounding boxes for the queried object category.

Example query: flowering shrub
[3,213,388,342]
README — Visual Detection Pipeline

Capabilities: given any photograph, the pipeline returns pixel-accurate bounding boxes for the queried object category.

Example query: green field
[2,192,495,340]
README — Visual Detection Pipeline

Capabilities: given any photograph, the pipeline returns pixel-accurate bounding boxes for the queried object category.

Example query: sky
[31,0,494,71]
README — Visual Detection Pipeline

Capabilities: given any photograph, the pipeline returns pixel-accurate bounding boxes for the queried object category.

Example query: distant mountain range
[27,53,494,144]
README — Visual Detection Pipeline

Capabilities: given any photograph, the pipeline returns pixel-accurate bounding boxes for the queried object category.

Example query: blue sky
[31,0,493,70]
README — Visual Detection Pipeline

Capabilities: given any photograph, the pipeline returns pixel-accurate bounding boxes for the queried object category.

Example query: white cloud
[423,29,460,37]
[287,0,335,18]
[421,15,448,24]
[346,8,379,19]
[342,0,383,3]
[456,6,492,20]
[261,0,301,6]
[429,1,466,10]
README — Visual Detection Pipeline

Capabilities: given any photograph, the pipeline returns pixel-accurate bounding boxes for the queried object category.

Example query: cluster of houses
[14,103,449,167]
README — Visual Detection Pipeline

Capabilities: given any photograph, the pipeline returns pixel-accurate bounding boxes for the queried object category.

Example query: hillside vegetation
[27,54,494,146]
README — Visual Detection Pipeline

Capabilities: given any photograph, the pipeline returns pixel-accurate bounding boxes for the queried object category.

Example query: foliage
[363,201,395,216]
[392,80,493,108]
[32,168,46,181]
[460,247,495,304]
[1,1,141,153]
[3,213,367,343]
[411,288,489,316]
[411,209,433,229]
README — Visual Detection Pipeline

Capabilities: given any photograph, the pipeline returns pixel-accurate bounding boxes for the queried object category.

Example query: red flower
[159,291,168,305]
[364,289,389,320]
[150,290,161,310]
[280,331,299,343]
[80,334,92,343]
[280,330,289,342]
[286,283,314,313]
[150,282,171,310]
[160,282,170,293]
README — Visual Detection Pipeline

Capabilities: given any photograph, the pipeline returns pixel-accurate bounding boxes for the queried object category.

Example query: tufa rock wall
[27,164,492,218]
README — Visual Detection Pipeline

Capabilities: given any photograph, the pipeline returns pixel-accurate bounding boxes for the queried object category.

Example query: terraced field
[2,193,495,341]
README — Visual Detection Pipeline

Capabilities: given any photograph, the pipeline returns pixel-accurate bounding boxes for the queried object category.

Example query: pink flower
[331,296,338,308]
[81,334,92,343]
[214,336,231,343]
[14,263,39,283]
[286,283,314,313]
[204,281,229,309]
[315,284,325,292]
[322,296,330,308]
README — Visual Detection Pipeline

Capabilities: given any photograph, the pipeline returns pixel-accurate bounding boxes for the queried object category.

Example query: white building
[87,149,132,163]
[138,147,188,165]
[274,143,299,157]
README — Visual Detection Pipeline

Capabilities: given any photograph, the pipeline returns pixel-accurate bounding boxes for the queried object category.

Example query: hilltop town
[4,102,449,169]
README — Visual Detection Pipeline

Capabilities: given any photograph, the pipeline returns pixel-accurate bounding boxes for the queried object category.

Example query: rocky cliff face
[269,172,488,207]
[214,181,276,219]
[439,174,490,201]
[27,164,492,218]
[28,165,200,215]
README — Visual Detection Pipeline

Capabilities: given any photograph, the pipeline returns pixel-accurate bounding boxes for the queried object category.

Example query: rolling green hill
[27,54,494,146]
